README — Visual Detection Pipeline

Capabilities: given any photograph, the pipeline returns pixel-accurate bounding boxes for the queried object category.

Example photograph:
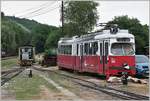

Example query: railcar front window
[111,43,134,55]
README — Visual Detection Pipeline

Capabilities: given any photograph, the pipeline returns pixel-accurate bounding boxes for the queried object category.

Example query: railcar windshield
[111,43,134,55]
[20,47,33,59]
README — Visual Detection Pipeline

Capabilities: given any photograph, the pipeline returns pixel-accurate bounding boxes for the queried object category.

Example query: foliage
[1,16,31,55]
[105,15,149,54]
[45,49,57,56]
[1,13,59,55]
[63,1,99,36]
[8,16,59,53]
[45,29,62,50]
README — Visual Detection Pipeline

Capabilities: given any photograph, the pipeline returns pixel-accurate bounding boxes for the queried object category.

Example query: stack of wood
[127,76,147,84]
[107,76,121,83]
[107,76,148,84]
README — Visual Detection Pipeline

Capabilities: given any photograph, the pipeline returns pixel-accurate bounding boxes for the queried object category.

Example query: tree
[105,15,149,54]
[31,24,59,53]
[63,1,99,36]
[1,16,31,55]
[1,14,59,55]
[45,29,61,50]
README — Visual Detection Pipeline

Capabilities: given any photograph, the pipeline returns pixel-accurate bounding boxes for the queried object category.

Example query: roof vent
[110,24,118,34]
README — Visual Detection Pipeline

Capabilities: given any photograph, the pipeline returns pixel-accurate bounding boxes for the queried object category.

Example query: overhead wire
[18,1,56,17]
[18,1,56,18]
[14,1,54,16]
[25,6,61,18]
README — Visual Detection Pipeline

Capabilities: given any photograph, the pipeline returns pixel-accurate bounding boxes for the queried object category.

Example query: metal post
[28,69,32,78]
[62,1,64,34]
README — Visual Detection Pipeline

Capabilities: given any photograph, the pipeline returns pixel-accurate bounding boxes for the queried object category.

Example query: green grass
[1,58,17,70]
[8,73,59,100]
[46,72,75,91]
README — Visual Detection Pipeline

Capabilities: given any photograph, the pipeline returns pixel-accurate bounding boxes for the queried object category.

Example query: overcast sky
[1,1,149,28]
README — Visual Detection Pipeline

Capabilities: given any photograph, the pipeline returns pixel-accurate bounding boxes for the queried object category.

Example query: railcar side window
[89,43,92,55]
[100,43,102,56]
[105,42,108,56]
[77,44,79,56]
[59,45,72,55]
[61,45,63,54]
[105,42,109,63]
[58,46,60,54]
[69,45,72,54]
[84,43,89,55]
[92,42,98,55]
[84,42,98,55]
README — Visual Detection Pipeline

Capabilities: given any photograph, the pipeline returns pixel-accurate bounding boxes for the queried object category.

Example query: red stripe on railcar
[57,55,75,69]
[58,55,136,76]
[107,56,136,76]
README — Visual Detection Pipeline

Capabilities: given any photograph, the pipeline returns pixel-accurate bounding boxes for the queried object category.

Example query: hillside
[7,16,58,33]
[1,12,60,56]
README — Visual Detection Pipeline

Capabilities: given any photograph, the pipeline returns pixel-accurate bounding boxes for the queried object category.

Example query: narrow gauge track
[1,67,25,86]
[33,66,149,100]
[1,56,17,60]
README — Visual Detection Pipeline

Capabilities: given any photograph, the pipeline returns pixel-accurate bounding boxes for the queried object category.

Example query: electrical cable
[17,1,57,18]
[15,1,53,16]
[25,6,61,18]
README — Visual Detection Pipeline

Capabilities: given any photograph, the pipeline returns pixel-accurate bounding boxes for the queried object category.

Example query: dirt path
[1,84,15,100]
[38,74,82,100]
[36,85,79,100]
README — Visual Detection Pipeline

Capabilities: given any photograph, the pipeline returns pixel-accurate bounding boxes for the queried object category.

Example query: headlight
[124,65,130,69]
[123,63,130,70]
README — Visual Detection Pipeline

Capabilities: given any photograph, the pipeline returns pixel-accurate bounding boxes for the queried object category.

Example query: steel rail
[33,66,149,100]
[1,68,25,86]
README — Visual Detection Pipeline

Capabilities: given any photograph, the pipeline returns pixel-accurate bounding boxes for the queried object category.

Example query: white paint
[95,30,134,39]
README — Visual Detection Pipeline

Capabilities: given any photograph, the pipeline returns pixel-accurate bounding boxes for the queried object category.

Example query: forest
[1,12,62,56]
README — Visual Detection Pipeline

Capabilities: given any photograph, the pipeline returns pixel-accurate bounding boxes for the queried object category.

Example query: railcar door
[79,44,83,72]
[75,44,80,70]
[99,40,109,74]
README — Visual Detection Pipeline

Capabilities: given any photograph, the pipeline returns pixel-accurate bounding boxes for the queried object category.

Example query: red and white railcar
[57,28,136,79]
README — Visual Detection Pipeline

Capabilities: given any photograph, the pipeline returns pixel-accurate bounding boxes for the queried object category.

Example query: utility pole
[61,1,64,34]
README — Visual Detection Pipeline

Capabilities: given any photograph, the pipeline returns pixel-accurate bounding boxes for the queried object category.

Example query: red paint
[57,55,136,78]
[57,55,75,69]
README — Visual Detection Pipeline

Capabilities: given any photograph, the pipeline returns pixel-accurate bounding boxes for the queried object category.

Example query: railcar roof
[58,29,134,44]
[95,30,134,39]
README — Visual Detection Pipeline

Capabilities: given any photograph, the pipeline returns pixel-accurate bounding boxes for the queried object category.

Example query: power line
[62,1,64,35]
[24,6,61,18]
[18,1,57,18]
[17,1,57,18]
[15,2,53,16]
